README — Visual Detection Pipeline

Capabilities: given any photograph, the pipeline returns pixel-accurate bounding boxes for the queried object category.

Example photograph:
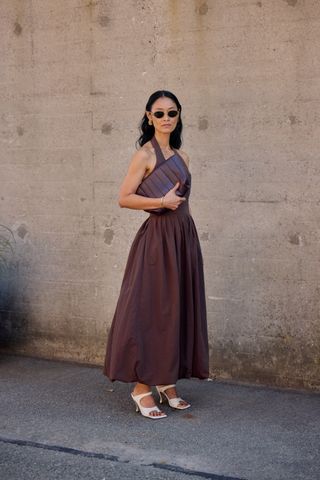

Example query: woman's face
[146,97,180,134]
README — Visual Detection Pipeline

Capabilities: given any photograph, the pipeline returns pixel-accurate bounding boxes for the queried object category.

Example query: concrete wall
[1,0,319,390]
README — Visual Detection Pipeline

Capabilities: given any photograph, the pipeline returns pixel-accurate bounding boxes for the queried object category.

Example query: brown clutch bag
[136,138,190,215]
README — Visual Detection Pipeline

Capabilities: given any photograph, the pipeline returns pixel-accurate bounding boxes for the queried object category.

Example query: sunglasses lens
[153,111,164,118]
[168,110,178,117]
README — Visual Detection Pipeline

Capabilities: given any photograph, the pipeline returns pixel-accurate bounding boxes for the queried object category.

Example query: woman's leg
[132,382,166,417]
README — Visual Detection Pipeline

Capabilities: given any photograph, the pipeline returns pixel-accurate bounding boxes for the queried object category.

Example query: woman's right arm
[118,149,186,211]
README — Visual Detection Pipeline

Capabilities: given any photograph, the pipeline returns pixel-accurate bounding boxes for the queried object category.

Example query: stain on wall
[198,116,209,130]
[98,15,110,27]
[104,228,114,245]
[13,21,22,36]
[196,2,209,15]
[283,0,298,6]
[16,224,28,239]
[101,122,112,135]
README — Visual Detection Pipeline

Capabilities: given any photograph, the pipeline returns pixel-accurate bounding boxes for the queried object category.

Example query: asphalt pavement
[0,354,319,480]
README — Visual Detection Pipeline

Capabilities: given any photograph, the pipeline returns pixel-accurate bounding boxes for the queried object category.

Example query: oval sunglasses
[149,110,179,118]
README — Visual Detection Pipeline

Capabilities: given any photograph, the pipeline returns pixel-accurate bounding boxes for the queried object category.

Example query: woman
[103,90,209,419]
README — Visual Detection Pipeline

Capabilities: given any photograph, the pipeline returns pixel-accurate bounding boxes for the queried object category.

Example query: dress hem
[102,369,210,385]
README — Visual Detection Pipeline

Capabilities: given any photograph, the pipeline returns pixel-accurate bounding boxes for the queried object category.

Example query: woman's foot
[156,384,190,409]
[132,384,166,417]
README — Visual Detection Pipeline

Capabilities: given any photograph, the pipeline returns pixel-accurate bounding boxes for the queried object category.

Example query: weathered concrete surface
[0,1,319,390]
[1,355,320,480]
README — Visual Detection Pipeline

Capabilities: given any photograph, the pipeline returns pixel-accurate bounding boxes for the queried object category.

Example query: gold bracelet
[160,196,164,207]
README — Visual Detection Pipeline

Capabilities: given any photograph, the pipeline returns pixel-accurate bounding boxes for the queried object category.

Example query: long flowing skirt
[103,206,209,385]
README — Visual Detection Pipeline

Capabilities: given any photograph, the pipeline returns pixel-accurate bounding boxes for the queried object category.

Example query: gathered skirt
[103,205,209,385]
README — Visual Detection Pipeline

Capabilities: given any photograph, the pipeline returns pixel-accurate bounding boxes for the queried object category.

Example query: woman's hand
[163,182,186,210]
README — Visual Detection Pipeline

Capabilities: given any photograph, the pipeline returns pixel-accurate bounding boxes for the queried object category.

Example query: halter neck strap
[151,135,176,167]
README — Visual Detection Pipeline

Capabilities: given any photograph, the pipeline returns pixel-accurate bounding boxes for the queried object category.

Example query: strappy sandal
[131,391,167,420]
[155,384,191,410]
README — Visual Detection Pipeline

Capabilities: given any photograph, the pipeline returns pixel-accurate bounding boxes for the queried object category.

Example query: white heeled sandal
[131,391,167,420]
[155,384,191,410]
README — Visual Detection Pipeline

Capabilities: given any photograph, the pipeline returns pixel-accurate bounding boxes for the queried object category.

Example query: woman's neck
[154,132,170,148]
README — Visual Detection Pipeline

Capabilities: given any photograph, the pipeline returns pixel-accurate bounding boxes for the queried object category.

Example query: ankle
[133,383,152,395]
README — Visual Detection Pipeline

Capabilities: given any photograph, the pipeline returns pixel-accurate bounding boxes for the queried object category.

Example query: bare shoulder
[176,149,190,168]
[130,142,153,165]
[126,141,156,179]
[141,139,155,157]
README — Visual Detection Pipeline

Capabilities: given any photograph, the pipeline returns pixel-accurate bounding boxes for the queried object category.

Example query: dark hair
[136,90,183,149]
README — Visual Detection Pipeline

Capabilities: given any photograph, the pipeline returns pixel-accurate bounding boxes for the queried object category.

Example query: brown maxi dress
[103,135,209,385]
